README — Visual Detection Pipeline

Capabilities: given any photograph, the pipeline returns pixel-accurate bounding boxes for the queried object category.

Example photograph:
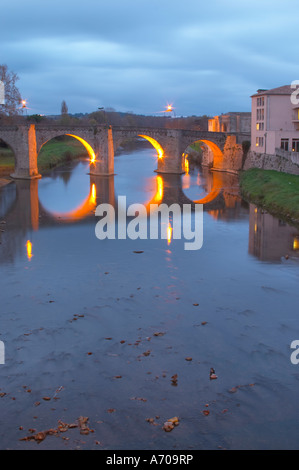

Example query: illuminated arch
[38,134,96,165]
[199,139,223,169]
[65,134,96,164]
[138,135,164,159]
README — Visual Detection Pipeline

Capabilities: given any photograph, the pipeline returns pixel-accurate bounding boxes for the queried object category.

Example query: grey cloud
[1,0,299,116]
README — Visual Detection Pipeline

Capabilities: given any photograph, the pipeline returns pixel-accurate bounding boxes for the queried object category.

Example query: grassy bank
[0,136,89,176]
[240,168,299,226]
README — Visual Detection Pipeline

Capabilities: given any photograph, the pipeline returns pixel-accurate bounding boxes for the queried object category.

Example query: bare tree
[0,64,22,116]
[61,100,68,116]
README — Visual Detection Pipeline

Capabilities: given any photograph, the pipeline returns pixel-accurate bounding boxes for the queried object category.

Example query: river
[1,144,299,450]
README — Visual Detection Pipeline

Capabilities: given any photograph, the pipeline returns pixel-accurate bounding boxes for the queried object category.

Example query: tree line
[0,64,209,130]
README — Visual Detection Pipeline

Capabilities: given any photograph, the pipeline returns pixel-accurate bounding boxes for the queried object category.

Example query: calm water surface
[1,146,299,450]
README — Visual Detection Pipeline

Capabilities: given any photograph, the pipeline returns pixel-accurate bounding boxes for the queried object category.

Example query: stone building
[208,112,251,133]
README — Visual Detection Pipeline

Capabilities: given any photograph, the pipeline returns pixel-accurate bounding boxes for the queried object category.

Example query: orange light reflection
[167,223,173,245]
[49,184,97,221]
[26,240,33,261]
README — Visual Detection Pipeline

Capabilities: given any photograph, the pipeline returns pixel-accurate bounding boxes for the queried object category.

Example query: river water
[1,145,299,450]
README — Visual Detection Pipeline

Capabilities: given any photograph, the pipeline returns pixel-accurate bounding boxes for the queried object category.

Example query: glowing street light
[164,103,176,118]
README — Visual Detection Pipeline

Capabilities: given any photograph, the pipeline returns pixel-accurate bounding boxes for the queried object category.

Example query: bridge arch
[182,138,224,171]
[36,133,96,171]
[113,131,165,162]
[138,135,164,160]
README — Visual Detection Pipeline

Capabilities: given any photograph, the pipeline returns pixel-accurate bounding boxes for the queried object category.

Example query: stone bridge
[0,123,250,179]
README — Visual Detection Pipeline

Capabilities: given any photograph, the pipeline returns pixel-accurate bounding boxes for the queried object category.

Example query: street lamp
[164,104,176,118]
[20,99,28,115]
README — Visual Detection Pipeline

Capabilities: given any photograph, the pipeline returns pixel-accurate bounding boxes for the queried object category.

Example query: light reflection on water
[1,147,299,450]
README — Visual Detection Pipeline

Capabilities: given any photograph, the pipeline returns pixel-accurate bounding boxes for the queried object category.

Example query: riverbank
[0,137,89,177]
[0,177,12,188]
[240,168,299,226]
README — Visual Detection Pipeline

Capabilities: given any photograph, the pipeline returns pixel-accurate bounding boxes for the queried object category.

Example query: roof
[251,85,294,98]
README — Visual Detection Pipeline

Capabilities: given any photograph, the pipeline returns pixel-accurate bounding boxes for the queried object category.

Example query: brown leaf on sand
[162,417,179,432]
[142,350,151,357]
[20,429,57,443]
[171,374,178,386]
[78,416,90,435]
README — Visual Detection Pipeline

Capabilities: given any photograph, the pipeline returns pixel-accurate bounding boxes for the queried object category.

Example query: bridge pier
[89,126,114,176]
[10,125,41,180]
[156,130,184,174]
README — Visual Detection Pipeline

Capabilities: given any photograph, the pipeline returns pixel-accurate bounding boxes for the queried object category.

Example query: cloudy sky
[1,0,298,117]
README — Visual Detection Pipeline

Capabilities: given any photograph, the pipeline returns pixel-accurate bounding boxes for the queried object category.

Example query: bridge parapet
[0,123,249,179]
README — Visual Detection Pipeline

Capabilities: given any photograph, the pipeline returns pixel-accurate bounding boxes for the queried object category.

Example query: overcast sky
[1,0,298,117]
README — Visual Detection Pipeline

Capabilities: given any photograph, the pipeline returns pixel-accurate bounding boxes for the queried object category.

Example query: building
[251,85,299,155]
[208,112,251,133]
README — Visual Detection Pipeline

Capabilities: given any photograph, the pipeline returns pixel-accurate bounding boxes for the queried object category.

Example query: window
[281,139,289,151]
[256,137,264,147]
[292,139,299,152]
[257,97,265,107]
[256,122,264,131]
[256,108,264,121]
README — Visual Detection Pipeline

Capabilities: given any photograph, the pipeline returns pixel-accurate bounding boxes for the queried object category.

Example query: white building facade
[251,85,299,156]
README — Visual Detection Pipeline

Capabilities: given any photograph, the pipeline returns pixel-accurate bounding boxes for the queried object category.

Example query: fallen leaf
[78,416,90,435]
[162,417,179,432]
[171,374,178,386]
[142,350,151,357]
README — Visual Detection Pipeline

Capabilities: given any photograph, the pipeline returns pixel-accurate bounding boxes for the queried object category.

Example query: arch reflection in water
[0,165,246,263]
